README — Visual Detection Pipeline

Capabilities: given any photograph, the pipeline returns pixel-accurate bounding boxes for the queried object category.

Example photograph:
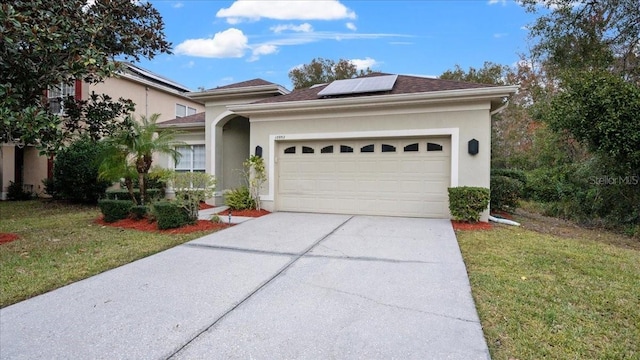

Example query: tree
[521,0,640,83]
[1,0,171,152]
[439,62,512,85]
[545,71,640,173]
[288,58,373,89]
[100,114,182,206]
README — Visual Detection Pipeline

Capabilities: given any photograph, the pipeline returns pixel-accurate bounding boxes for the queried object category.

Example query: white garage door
[276,137,451,218]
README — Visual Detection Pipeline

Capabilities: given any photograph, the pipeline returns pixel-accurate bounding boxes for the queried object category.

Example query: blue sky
[135,0,538,91]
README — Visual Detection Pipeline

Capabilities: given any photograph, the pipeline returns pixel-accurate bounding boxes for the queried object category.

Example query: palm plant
[100,113,182,205]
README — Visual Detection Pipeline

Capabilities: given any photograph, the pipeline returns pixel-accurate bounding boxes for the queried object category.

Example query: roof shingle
[253,74,496,104]
[209,78,277,91]
[158,112,205,126]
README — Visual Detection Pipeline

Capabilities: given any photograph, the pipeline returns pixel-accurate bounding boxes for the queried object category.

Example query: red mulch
[491,210,514,220]
[451,220,493,231]
[95,217,232,234]
[217,209,271,217]
[199,202,215,210]
[0,233,20,245]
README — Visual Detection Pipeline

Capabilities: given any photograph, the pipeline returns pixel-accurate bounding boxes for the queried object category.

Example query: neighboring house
[0,64,204,199]
[159,73,517,220]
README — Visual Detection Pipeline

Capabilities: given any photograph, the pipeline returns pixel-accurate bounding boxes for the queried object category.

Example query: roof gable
[210,78,278,91]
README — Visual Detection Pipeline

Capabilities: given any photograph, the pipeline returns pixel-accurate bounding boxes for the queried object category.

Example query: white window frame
[48,82,75,115]
[174,144,205,173]
[176,104,197,118]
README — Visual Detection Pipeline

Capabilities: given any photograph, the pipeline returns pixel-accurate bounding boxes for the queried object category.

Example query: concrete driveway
[0,213,489,360]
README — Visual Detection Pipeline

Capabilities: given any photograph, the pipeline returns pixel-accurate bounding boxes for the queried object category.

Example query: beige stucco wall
[23,147,49,196]
[0,145,49,198]
[0,145,15,200]
[87,76,204,123]
[247,100,492,219]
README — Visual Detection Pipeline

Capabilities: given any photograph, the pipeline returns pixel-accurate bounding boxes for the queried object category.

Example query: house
[0,64,204,199]
[159,73,517,220]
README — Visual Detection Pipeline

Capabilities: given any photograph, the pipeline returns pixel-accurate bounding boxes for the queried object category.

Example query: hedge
[153,201,192,230]
[98,199,134,223]
[448,187,490,222]
[490,175,524,212]
[104,189,163,203]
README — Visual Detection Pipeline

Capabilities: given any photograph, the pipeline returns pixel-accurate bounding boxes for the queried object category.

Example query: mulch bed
[95,217,232,234]
[490,210,514,220]
[0,233,20,245]
[216,208,271,217]
[199,202,215,210]
[451,220,493,231]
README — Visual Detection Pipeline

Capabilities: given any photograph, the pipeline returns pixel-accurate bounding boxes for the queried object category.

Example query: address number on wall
[274,135,286,140]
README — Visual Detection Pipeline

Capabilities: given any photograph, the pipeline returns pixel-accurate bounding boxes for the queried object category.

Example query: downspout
[145,86,149,117]
[490,99,510,116]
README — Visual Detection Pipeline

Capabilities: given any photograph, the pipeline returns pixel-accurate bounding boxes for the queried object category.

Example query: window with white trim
[48,82,75,115]
[176,104,197,118]
[175,145,205,172]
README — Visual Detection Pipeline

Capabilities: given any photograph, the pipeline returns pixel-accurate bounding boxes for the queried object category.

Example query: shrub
[490,175,524,212]
[172,172,216,222]
[98,199,134,223]
[41,178,57,198]
[224,186,255,210]
[54,136,111,203]
[448,187,490,222]
[491,168,527,185]
[104,189,162,203]
[130,205,148,220]
[153,201,192,230]
[6,181,32,201]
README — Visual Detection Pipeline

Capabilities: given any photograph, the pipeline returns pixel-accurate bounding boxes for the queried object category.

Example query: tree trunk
[138,172,145,206]
[125,178,138,206]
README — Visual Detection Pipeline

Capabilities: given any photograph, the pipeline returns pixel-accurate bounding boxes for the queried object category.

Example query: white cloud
[175,28,248,58]
[182,60,195,68]
[488,0,506,5]
[270,23,313,33]
[494,33,508,38]
[346,22,357,31]
[350,57,379,70]
[216,0,356,23]
[390,41,413,45]
[172,2,184,8]
[249,44,279,61]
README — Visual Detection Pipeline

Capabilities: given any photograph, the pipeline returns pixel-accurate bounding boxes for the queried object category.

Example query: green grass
[0,200,218,307]
[457,225,640,359]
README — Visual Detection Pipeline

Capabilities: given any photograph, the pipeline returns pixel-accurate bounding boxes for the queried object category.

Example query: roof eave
[228,85,519,115]
[188,84,290,101]
[157,122,205,129]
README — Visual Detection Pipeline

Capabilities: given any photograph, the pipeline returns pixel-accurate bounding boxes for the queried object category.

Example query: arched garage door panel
[276,137,451,218]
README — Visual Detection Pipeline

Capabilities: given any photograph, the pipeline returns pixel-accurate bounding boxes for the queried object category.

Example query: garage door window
[302,146,314,154]
[381,144,396,152]
[321,145,333,154]
[360,144,374,153]
[404,143,419,152]
[284,146,296,154]
[427,142,443,151]
[340,145,353,153]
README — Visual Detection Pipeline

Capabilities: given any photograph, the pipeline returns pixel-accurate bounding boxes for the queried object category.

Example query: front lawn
[0,200,220,307]
[457,213,640,359]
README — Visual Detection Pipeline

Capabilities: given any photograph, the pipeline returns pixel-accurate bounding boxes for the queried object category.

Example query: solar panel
[317,74,398,97]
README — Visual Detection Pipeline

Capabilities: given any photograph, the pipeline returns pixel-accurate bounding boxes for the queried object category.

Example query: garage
[276,137,451,218]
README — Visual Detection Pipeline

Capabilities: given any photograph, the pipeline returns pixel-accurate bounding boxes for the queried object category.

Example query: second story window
[176,104,197,118]
[48,82,75,115]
